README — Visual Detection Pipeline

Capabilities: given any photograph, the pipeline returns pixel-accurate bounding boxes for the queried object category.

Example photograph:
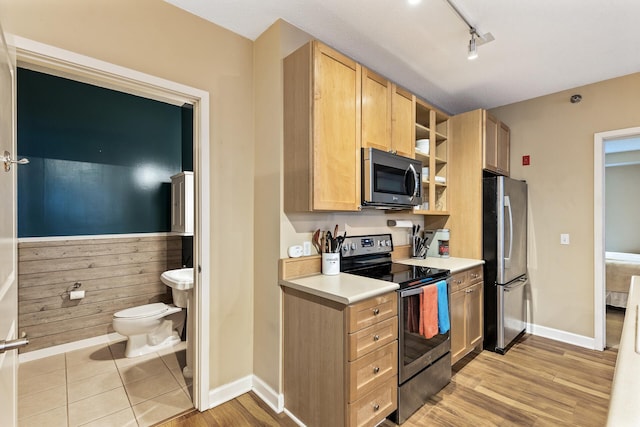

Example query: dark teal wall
[17,68,188,237]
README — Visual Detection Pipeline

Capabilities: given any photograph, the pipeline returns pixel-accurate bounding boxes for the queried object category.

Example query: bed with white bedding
[606,251,640,308]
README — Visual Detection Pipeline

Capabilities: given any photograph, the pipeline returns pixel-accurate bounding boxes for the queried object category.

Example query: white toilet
[112,302,185,358]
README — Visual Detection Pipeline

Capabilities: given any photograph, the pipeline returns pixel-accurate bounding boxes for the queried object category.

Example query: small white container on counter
[322,252,340,275]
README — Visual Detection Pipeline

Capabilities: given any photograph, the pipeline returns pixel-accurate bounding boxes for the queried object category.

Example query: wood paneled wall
[18,235,182,353]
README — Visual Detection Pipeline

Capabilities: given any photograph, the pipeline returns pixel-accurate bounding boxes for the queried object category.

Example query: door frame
[12,36,211,409]
[593,126,640,351]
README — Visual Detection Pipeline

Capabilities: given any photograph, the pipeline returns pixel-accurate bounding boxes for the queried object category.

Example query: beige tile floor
[18,340,193,427]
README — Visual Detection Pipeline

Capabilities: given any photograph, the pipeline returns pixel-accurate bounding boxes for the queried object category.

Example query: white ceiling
[166,0,640,115]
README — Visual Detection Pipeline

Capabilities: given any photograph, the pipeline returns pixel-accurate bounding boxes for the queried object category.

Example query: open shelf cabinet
[413,99,449,216]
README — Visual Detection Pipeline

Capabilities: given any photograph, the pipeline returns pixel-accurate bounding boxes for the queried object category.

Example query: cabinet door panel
[466,282,484,350]
[483,112,498,171]
[361,68,391,153]
[313,44,361,211]
[347,292,397,332]
[348,342,397,402]
[348,316,398,361]
[450,289,466,364]
[348,376,397,427]
[497,122,510,176]
[391,86,415,158]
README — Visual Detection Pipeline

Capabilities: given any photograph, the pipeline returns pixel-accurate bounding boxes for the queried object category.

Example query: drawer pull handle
[372,308,380,315]
[456,279,462,284]
[373,334,380,341]
[466,288,475,293]
[373,366,380,374]
[373,403,380,411]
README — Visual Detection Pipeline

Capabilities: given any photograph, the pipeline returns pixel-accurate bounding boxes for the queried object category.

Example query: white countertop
[397,256,484,273]
[607,276,640,426]
[280,273,399,305]
[279,257,483,305]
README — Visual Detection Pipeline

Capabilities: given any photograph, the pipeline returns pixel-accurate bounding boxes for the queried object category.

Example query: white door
[0,20,22,427]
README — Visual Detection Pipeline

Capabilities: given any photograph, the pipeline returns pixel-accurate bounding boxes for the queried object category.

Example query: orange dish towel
[419,285,438,339]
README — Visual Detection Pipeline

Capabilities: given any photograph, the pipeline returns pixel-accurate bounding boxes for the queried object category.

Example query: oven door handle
[400,278,449,297]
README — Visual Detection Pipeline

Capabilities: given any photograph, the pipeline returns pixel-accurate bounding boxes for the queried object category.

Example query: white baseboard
[284,408,306,427]
[207,374,286,415]
[19,332,125,363]
[208,375,253,408]
[252,375,284,413]
[527,322,596,350]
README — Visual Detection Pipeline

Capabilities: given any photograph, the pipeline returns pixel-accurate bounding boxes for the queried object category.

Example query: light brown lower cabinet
[450,266,484,365]
[283,288,398,427]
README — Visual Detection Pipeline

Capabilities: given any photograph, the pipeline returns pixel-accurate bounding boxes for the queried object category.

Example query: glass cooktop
[344,261,449,290]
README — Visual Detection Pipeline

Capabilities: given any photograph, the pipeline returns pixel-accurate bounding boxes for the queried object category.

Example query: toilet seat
[114,303,170,319]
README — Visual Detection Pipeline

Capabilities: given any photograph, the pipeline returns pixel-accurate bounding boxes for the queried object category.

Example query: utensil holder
[322,252,340,275]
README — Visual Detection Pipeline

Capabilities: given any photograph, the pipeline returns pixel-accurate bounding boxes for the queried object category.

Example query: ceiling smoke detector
[570,94,582,103]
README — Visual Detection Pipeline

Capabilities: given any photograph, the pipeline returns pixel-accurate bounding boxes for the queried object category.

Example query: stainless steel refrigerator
[483,176,528,353]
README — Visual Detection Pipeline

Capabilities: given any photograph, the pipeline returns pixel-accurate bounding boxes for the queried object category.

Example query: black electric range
[339,233,449,289]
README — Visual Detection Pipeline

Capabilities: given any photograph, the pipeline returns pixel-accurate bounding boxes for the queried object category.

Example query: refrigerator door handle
[504,195,513,266]
[503,277,527,292]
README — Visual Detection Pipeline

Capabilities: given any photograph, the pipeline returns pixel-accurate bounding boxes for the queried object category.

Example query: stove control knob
[342,245,349,253]
[350,243,357,250]
[385,240,391,247]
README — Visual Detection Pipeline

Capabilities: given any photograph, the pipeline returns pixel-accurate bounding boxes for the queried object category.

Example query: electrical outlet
[560,234,570,245]
[302,241,312,256]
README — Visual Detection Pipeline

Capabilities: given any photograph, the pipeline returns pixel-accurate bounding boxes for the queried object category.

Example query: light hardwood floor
[159,334,617,427]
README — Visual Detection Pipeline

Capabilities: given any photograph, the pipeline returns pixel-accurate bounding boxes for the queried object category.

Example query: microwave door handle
[405,163,419,201]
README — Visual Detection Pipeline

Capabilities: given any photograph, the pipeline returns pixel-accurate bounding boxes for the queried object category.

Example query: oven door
[398,280,451,384]
[362,147,422,208]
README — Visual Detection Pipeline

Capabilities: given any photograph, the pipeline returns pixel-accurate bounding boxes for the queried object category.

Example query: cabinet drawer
[348,341,397,402]
[348,376,397,427]
[348,317,398,361]
[450,270,468,293]
[467,265,483,285]
[451,265,484,292]
[347,292,397,333]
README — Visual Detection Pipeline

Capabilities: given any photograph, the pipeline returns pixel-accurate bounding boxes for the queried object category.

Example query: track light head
[468,29,478,60]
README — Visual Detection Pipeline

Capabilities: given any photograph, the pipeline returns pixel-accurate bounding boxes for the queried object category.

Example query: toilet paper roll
[70,290,85,300]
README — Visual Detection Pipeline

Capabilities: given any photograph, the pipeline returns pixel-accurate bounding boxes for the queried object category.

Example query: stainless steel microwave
[362,147,422,209]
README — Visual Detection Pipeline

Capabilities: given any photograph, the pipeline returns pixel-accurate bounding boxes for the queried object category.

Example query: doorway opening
[13,37,211,412]
[594,127,640,351]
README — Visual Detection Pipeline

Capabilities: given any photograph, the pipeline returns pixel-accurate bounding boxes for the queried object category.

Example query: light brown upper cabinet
[391,86,416,158]
[361,68,391,153]
[448,109,511,258]
[361,68,415,158]
[483,111,510,176]
[284,41,362,212]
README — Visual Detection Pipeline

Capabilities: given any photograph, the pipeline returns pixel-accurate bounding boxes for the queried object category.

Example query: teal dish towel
[436,280,450,334]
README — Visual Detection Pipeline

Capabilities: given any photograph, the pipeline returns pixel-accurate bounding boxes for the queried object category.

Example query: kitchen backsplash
[282,210,433,258]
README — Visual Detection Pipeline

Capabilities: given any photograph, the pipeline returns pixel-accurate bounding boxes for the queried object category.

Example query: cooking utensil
[312,229,321,254]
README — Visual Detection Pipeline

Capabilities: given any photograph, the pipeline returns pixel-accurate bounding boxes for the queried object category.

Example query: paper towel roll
[70,290,85,300]
[387,220,414,228]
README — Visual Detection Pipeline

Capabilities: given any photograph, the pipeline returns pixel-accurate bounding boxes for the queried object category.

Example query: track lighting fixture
[468,29,478,60]
[444,0,494,60]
